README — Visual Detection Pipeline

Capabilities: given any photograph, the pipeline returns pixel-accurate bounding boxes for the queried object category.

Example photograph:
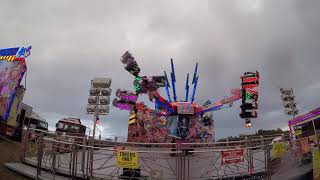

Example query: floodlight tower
[86,78,112,139]
[280,88,298,117]
[280,88,300,141]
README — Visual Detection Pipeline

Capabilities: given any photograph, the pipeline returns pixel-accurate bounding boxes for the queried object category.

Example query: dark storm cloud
[0,0,320,138]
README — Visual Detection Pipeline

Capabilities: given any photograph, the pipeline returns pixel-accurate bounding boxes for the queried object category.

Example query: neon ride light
[116,103,132,110]
[121,94,138,102]
[289,110,320,126]
[242,77,258,83]
[243,84,258,89]
[245,91,254,100]
[134,76,142,91]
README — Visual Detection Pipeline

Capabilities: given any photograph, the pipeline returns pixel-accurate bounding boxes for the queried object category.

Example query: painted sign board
[0,46,31,121]
[313,148,320,180]
[221,149,244,164]
[116,150,139,169]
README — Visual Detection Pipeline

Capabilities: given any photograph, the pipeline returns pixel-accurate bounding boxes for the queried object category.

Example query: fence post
[247,136,254,175]
[86,140,90,178]
[81,136,87,177]
[264,145,267,180]
[245,136,248,147]
[52,140,57,180]
[36,133,44,179]
[20,127,28,162]
[72,143,77,179]
[89,138,94,178]
[69,143,73,177]
[175,141,180,180]
[266,145,272,180]
[187,153,190,180]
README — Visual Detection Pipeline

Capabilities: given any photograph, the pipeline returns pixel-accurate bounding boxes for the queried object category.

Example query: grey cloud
[0,0,320,139]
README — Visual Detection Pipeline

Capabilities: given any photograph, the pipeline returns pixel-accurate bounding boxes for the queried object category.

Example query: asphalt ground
[0,136,30,180]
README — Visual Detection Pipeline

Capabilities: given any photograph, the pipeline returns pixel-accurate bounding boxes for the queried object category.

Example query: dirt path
[0,136,30,180]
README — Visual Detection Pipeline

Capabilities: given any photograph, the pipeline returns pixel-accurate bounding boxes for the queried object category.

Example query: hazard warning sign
[221,149,244,164]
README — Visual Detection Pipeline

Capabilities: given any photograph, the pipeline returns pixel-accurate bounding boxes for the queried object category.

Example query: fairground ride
[113,51,259,143]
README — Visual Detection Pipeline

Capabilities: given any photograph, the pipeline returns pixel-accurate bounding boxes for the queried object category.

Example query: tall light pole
[280,88,298,118]
[280,88,299,141]
[86,78,112,139]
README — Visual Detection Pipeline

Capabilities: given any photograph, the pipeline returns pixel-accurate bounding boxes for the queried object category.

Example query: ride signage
[0,46,31,61]
[116,150,139,169]
[272,143,286,158]
[221,149,244,164]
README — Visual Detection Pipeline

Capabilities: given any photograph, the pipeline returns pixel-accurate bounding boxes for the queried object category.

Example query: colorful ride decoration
[239,71,260,128]
[0,46,31,121]
[114,51,250,143]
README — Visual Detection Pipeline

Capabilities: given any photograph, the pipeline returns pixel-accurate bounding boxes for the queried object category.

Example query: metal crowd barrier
[20,129,297,180]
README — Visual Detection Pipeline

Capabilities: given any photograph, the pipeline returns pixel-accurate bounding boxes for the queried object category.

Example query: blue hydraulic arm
[191,62,199,103]
[185,73,190,102]
[170,59,177,101]
[164,71,172,102]
[155,99,175,113]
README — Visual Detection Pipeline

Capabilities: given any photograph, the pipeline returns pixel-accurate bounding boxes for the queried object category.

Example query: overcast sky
[1,0,320,139]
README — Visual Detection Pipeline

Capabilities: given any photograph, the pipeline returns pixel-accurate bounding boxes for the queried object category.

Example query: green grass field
[0,136,29,180]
